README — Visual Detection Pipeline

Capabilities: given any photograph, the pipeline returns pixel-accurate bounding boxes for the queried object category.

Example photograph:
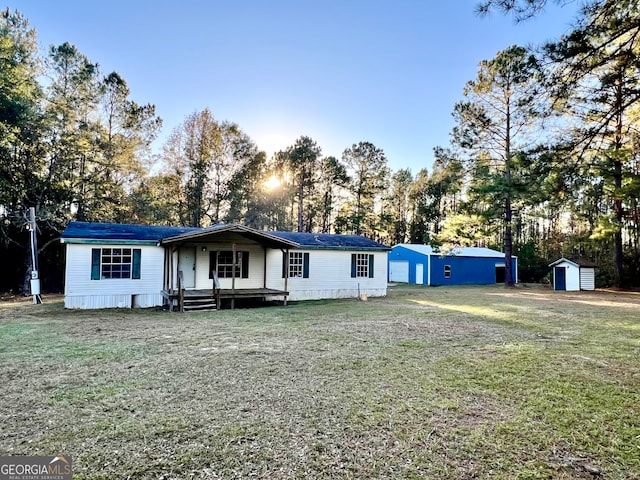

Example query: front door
[416,264,424,285]
[554,267,566,291]
[178,248,196,288]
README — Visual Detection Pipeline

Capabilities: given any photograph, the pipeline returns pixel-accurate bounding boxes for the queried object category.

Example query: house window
[282,252,309,278]
[289,252,304,278]
[91,248,141,280]
[209,251,249,279]
[444,265,451,279]
[351,253,374,278]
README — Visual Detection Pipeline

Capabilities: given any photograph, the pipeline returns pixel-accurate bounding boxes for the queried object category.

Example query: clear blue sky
[12,1,579,172]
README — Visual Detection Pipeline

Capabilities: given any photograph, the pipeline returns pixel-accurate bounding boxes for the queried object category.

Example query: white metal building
[549,258,597,291]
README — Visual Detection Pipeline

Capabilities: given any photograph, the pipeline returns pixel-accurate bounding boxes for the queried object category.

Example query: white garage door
[389,261,409,283]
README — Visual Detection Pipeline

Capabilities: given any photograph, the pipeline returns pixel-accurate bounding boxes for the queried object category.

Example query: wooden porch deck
[161,288,289,311]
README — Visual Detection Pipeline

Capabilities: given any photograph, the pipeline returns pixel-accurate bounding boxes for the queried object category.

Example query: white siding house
[61,223,199,309]
[549,258,597,291]
[265,231,389,301]
[265,249,388,301]
[63,244,165,309]
[61,222,390,309]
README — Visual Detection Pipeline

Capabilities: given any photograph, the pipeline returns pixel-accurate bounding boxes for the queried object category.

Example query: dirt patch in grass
[0,286,638,479]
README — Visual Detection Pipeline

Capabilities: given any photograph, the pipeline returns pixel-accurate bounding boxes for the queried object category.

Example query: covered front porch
[161,287,290,311]
[159,224,298,311]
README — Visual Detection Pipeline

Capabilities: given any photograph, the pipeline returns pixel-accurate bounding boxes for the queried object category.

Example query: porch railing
[212,271,221,310]
[178,270,185,312]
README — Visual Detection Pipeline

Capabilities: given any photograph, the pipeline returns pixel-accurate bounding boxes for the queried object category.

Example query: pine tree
[452,45,543,286]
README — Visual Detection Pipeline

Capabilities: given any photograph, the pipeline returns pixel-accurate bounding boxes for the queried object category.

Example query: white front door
[416,263,424,284]
[178,248,196,288]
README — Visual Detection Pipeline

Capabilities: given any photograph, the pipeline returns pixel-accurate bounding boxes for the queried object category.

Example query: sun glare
[264,175,282,191]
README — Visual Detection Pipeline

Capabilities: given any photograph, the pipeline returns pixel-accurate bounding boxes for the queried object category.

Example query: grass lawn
[1,285,639,479]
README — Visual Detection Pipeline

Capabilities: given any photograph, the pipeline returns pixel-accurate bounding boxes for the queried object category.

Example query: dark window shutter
[132,249,141,279]
[303,252,310,278]
[209,251,217,279]
[282,251,287,278]
[351,254,356,278]
[91,248,101,280]
[368,254,374,278]
[241,251,249,278]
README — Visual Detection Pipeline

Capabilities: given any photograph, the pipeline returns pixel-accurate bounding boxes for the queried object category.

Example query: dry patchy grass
[0,285,639,479]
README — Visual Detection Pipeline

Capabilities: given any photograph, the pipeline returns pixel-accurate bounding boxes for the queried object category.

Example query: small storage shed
[389,244,517,286]
[549,258,597,291]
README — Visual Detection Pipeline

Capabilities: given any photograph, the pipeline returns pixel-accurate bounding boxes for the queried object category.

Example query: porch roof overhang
[160,224,299,249]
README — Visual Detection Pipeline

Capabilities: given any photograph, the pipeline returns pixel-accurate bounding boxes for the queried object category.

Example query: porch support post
[231,242,237,309]
[170,246,175,293]
[263,245,267,288]
[169,246,176,311]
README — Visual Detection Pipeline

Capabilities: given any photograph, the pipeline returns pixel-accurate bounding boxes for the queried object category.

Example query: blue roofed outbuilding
[389,243,517,285]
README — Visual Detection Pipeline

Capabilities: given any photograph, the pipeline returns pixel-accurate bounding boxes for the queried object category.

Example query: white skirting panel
[65,293,164,309]
[132,293,163,308]
[65,294,132,309]
[268,288,387,302]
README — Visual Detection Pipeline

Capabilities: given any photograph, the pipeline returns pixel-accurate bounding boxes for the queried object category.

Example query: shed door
[495,264,505,283]
[580,268,595,291]
[554,267,566,291]
[416,264,424,285]
[178,248,196,288]
[389,261,409,283]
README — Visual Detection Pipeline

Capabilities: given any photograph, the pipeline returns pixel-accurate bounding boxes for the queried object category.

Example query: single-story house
[549,258,597,291]
[60,222,390,309]
[388,244,518,286]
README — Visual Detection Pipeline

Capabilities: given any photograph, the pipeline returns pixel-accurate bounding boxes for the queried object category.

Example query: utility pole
[28,207,43,304]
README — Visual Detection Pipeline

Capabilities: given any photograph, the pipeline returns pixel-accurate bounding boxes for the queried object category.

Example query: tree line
[1,1,638,294]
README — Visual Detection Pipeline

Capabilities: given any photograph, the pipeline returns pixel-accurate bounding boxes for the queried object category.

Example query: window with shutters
[355,253,369,277]
[282,251,309,278]
[92,248,141,280]
[351,253,374,278]
[289,252,304,278]
[209,251,249,279]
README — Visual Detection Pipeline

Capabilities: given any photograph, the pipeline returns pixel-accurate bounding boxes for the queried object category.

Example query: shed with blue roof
[388,244,517,286]
[61,222,390,309]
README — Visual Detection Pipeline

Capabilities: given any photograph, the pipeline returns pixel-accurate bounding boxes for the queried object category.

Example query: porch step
[183,297,217,311]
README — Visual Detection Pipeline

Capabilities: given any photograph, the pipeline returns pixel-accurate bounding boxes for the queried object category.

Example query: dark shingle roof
[160,224,299,249]
[270,231,390,250]
[61,222,389,250]
[571,259,598,268]
[61,221,200,241]
[549,257,598,268]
